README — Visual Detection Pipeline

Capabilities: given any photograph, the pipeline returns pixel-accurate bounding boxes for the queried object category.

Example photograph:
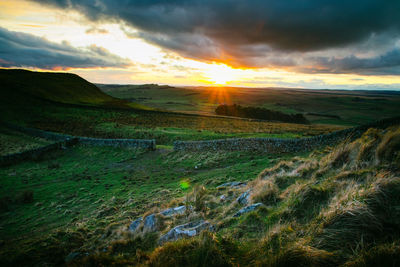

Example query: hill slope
[99,84,400,126]
[0,69,147,109]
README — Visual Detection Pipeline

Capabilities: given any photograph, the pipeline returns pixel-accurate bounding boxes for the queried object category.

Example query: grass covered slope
[65,124,398,266]
[0,69,342,145]
[0,126,52,156]
[1,124,396,266]
[100,84,400,126]
[0,146,288,266]
[0,68,148,109]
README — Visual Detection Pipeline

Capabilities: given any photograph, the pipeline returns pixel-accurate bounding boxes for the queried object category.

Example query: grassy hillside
[0,126,52,156]
[99,84,400,126]
[0,69,148,109]
[0,69,341,145]
[1,69,399,266]
[0,123,398,266]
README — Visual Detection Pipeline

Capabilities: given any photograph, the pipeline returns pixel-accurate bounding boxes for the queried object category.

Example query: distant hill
[0,69,149,109]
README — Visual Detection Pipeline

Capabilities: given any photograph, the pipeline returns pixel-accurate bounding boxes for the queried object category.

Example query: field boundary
[2,123,156,151]
[2,117,399,157]
[0,138,78,167]
[173,116,400,152]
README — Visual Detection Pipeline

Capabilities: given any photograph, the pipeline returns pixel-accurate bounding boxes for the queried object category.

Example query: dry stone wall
[0,138,78,166]
[3,123,156,150]
[173,117,400,152]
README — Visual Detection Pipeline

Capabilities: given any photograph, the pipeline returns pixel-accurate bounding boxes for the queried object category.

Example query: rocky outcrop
[129,206,188,234]
[216,181,247,188]
[236,189,251,205]
[234,203,263,217]
[160,205,187,217]
[129,217,143,232]
[143,214,157,233]
[159,220,214,244]
[173,116,400,152]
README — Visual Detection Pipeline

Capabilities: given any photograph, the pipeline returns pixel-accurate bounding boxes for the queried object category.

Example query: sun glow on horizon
[1,0,400,90]
[203,63,245,85]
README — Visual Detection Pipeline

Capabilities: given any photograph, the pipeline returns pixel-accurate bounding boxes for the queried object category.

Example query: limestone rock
[160,205,187,217]
[129,217,143,232]
[143,214,157,233]
[159,220,214,244]
[236,189,251,205]
[234,203,263,217]
[129,205,191,234]
[217,181,247,188]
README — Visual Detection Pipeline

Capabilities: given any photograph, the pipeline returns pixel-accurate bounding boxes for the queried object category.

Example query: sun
[204,63,240,85]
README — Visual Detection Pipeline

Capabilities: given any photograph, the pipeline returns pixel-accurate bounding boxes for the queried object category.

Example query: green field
[1,70,400,266]
[0,127,53,156]
[0,144,296,265]
[0,71,343,146]
[99,84,400,126]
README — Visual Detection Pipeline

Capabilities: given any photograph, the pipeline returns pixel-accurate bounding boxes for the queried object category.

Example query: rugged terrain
[1,70,399,266]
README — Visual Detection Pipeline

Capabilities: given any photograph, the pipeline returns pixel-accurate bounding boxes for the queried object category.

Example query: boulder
[129,205,190,234]
[236,189,251,205]
[129,217,143,232]
[160,205,187,217]
[159,220,214,244]
[143,214,157,233]
[234,203,263,217]
[217,181,247,188]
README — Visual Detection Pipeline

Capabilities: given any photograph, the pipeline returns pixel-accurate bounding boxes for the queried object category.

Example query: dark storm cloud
[0,27,130,69]
[32,0,400,73]
[301,49,400,75]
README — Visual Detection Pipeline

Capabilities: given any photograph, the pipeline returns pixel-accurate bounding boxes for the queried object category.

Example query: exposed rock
[234,203,263,217]
[217,181,247,188]
[159,220,214,244]
[129,206,190,234]
[143,214,157,233]
[236,189,251,205]
[160,205,186,217]
[129,217,143,232]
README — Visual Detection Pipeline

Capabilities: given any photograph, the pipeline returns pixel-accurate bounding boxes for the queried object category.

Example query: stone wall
[174,116,400,152]
[0,139,78,167]
[3,123,156,150]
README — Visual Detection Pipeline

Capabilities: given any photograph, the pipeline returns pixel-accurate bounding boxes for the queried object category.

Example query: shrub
[252,179,280,206]
[215,104,309,124]
[188,185,208,213]
[266,244,338,267]
[343,242,400,267]
[110,232,158,255]
[376,127,400,164]
[147,231,232,267]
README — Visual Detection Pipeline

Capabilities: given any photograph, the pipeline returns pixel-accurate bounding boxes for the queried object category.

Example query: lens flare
[180,179,190,190]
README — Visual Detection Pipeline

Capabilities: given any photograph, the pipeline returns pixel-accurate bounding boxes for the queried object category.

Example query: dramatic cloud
[0,27,131,69]
[301,49,400,75]
[29,1,400,74]
[85,26,109,35]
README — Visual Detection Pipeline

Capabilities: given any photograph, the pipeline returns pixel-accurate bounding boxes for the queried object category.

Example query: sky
[1,0,400,89]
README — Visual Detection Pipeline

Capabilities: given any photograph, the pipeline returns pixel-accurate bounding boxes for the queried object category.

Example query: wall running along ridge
[2,123,156,150]
[0,138,78,167]
[173,117,400,152]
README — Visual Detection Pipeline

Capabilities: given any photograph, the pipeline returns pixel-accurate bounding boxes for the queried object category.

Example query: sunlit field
[2,0,400,266]
[100,84,400,126]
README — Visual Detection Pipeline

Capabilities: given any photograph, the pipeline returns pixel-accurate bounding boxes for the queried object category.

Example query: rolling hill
[0,69,148,109]
[99,84,400,126]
